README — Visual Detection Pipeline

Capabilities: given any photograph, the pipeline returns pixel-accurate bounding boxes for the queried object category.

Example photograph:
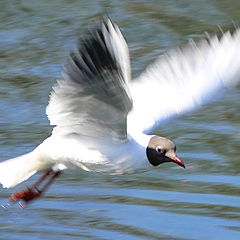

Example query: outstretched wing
[47,18,132,141]
[127,29,240,135]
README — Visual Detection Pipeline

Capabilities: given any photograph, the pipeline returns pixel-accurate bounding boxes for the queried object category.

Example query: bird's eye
[156,146,163,153]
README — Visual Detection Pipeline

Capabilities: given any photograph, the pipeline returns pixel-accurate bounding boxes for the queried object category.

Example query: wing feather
[47,18,132,140]
[128,29,240,135]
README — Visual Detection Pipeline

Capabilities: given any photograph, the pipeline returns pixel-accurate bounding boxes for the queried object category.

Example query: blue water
[1,1,240,239]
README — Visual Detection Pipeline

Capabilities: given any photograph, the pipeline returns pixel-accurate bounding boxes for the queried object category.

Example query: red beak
[171,156,185,168]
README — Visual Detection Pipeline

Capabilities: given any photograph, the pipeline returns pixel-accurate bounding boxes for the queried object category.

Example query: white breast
[35,135,152,175]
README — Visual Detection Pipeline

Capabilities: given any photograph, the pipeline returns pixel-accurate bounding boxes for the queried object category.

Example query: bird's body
[1,18,240,204]
[36,133,152,175]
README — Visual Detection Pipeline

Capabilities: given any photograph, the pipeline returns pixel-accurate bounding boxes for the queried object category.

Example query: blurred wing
[128,29,240,135]
[47,18,132,141]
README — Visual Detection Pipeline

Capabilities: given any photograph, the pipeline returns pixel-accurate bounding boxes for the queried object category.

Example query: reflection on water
[1,1,240,239]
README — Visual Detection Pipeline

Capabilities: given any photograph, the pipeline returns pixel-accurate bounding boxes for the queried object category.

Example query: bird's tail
[0,152,50,188]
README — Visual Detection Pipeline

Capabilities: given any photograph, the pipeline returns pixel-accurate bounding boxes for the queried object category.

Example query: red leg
[9,169,62,205]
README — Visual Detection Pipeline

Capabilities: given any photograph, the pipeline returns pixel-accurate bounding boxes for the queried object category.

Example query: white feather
[46,19,132,141]
[127,30,240,135]
[0,151,50,188]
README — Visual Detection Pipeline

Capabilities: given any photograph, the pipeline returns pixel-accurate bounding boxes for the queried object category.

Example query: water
[1,1,240,239]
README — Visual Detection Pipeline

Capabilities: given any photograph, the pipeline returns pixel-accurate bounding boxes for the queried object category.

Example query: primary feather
[47,19,132,141]
[128,30,240,135]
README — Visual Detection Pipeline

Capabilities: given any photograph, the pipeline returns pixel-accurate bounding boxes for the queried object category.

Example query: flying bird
[0,18,240,205]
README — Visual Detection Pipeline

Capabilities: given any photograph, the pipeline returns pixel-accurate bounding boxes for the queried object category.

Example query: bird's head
[146,135,185,168]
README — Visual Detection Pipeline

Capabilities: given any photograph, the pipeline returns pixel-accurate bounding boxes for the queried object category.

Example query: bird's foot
[9,169,62,206]
[9,186,42,205]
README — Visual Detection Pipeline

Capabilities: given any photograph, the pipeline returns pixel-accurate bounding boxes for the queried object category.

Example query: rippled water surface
[1,1,240,239]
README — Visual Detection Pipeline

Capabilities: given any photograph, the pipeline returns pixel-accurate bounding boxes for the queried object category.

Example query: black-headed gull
[1,18,240,205]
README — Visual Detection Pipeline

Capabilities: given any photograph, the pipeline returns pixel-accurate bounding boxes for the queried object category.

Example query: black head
[146,135,185,168]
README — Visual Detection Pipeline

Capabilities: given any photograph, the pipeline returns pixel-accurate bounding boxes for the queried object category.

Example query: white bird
[1,18,240,204]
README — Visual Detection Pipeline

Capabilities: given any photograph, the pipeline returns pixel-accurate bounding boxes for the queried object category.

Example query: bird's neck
[129,132,153,149]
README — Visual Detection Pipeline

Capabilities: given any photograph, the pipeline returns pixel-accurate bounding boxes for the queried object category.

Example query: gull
[0,18,240,205]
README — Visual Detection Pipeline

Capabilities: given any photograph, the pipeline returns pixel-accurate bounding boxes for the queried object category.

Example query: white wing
[47,18,132,141]
[127,29,240,135]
